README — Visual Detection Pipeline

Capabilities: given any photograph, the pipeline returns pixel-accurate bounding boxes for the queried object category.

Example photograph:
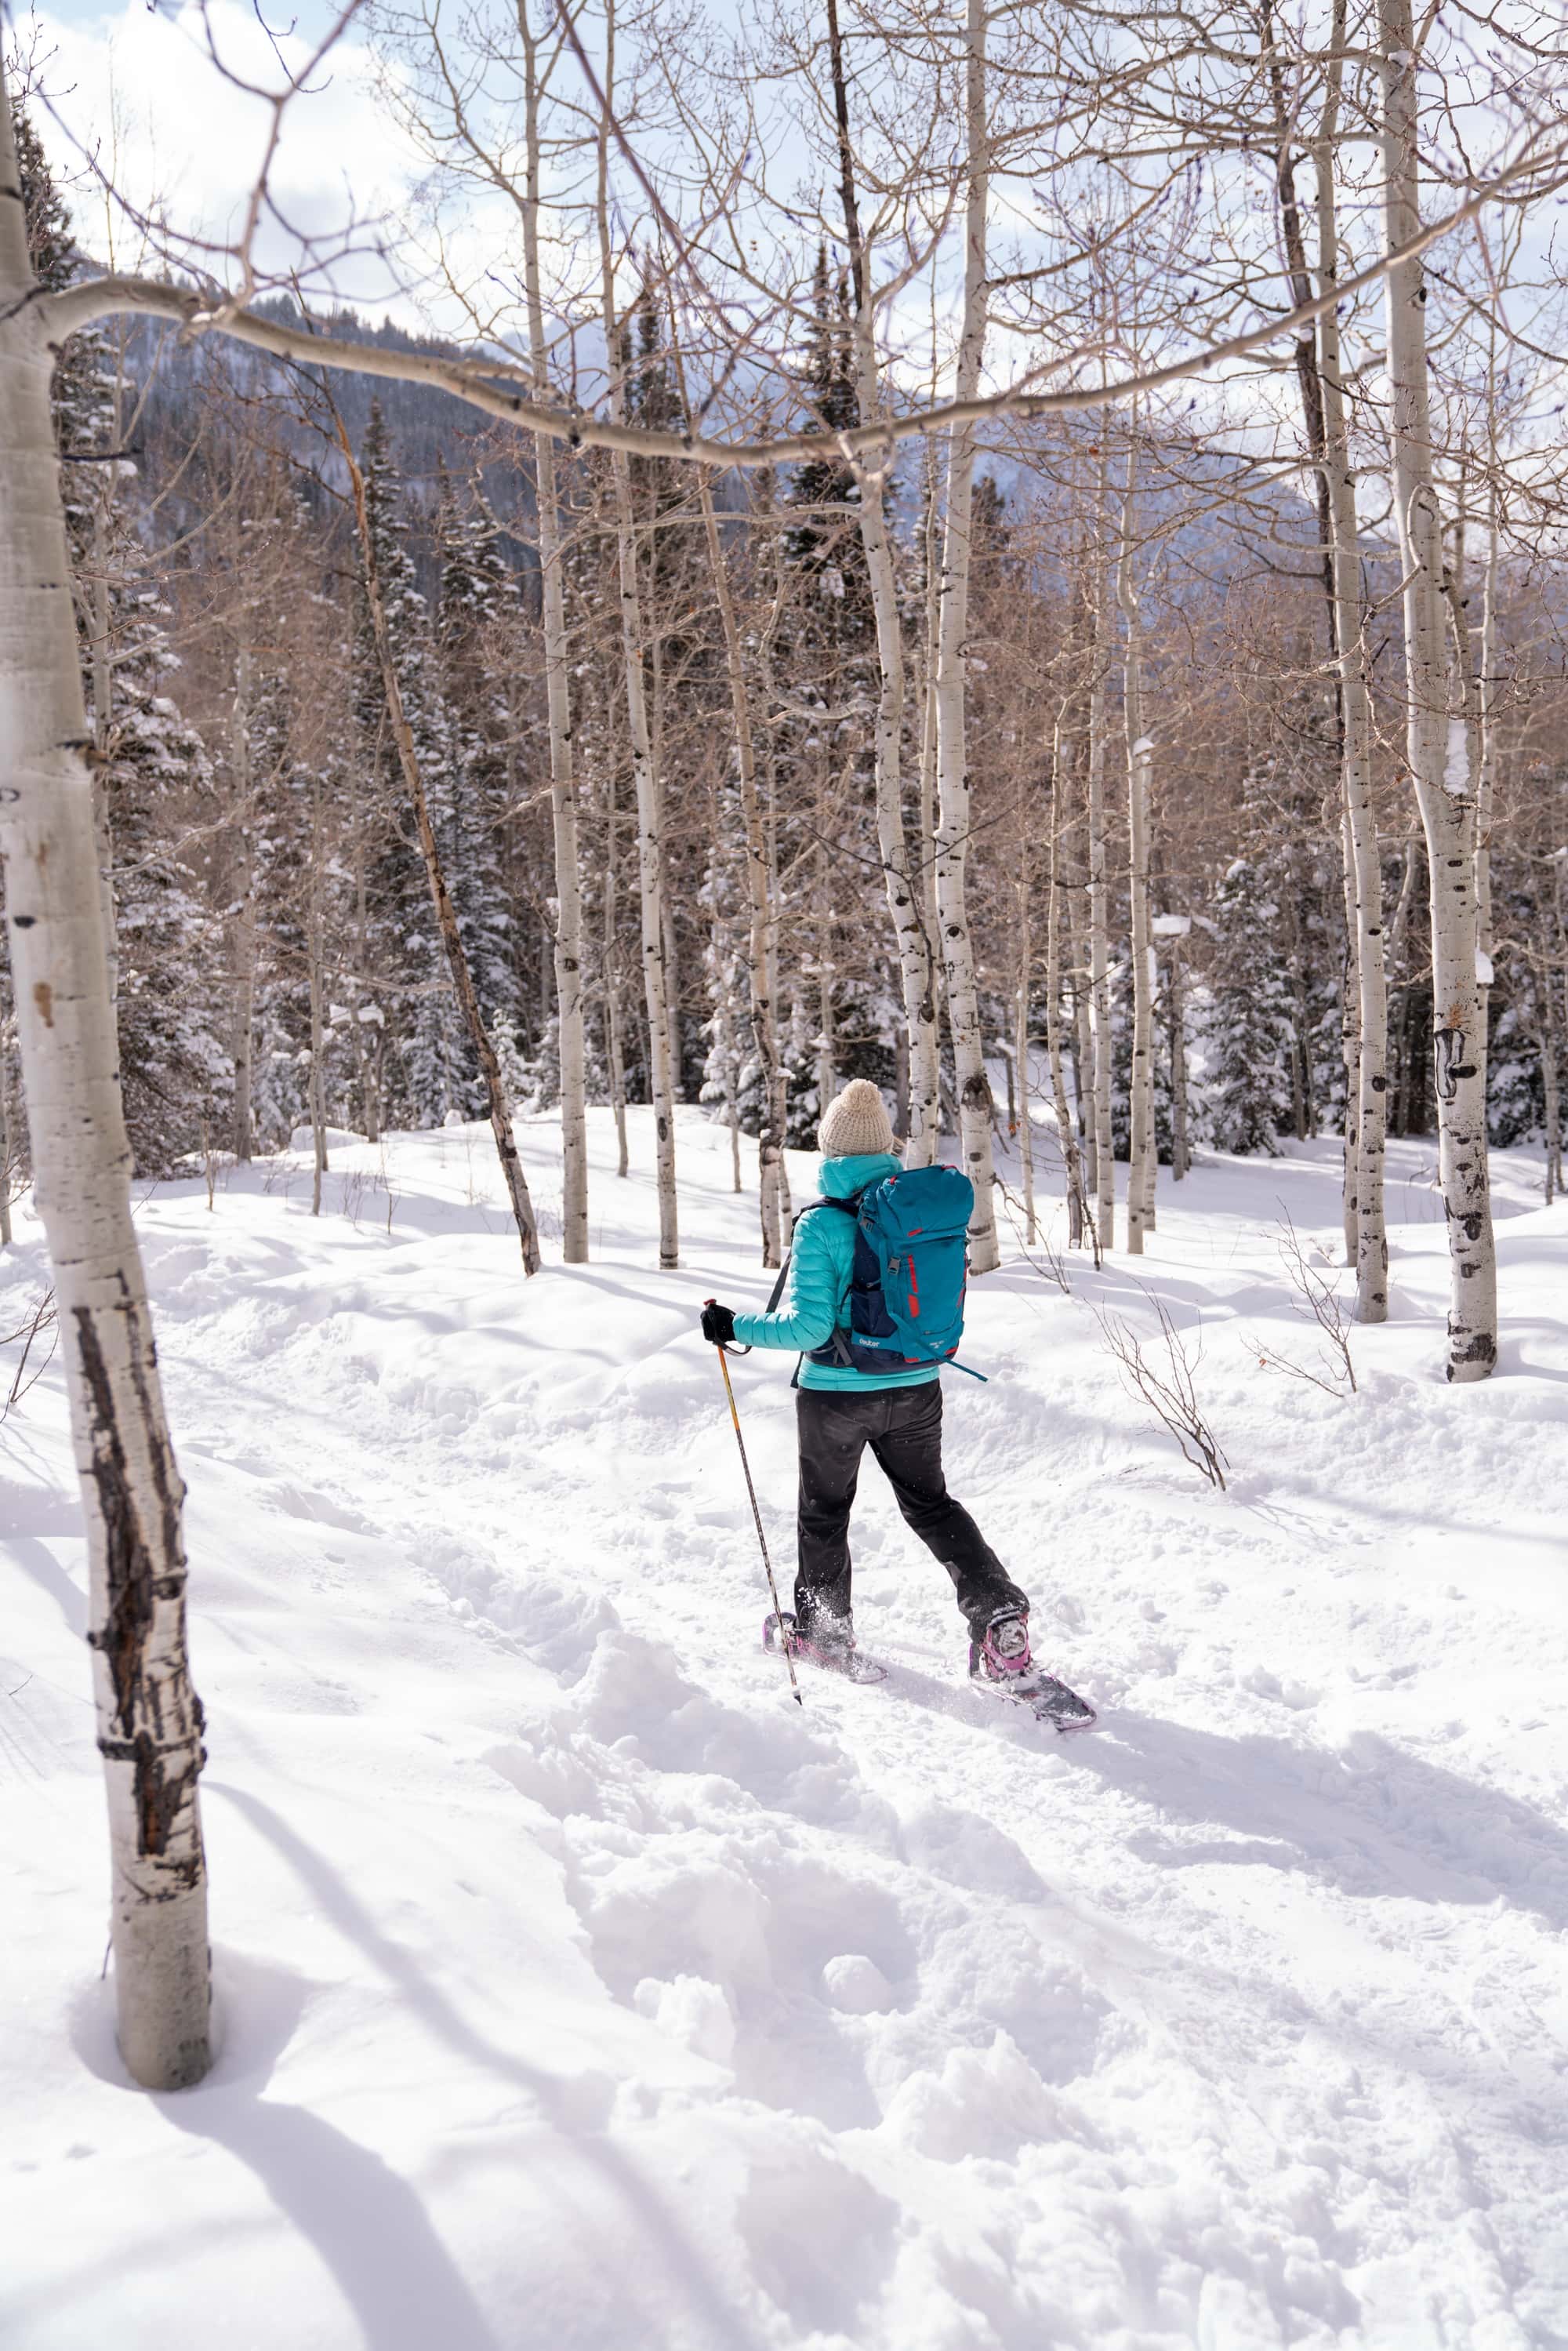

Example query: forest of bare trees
[2,0,1566,2086]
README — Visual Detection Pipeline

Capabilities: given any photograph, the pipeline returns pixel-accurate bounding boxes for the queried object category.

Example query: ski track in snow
[3,1110,1567,2349]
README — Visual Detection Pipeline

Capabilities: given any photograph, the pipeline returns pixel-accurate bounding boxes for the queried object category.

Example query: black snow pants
[795,1380,1029,1640]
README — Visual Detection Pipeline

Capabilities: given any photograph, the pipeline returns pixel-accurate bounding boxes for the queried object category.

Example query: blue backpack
[773,1164,985,1381]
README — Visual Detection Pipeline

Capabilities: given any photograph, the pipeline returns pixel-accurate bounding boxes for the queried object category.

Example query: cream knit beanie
[818,1078,895,1159]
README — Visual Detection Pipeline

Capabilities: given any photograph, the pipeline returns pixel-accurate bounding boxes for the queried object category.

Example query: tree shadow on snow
[161,2092,504,2351]
[1069,1710,1568,1928]
[200,1782,776,2351]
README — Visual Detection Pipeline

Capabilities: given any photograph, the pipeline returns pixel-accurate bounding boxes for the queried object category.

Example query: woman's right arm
[730,1213,842,1353]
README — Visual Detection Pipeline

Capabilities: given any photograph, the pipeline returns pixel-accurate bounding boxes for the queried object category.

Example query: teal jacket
[731,1151,941,1392]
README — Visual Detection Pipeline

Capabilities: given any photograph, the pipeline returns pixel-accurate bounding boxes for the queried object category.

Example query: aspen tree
[933,0,1000,1266]
[1117,447,1156,1253]
[0,71,210,2089]
[518,2,589,1262]
[666,316,786,1259]
[823,0,942,1168]
[593,4,677,1266]
[228,639,257,1161]
[601,772,631,1179]
[1085,482,1116,1249]
[1316,34,1388,1317]
[1379,0,1496,1377]
[342,431,543,1273]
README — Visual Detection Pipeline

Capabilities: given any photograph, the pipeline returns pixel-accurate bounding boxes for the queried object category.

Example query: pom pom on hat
[819,1078,896,1159]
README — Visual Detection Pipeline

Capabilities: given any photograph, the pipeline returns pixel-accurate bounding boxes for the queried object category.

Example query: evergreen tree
[352,401,454,1125]
[1201,855,1296,1154]
[433,462,518,1066]
[784,249,872,645]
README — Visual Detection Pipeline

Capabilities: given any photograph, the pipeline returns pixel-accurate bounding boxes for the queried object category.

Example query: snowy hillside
[4,1110,1567,2349]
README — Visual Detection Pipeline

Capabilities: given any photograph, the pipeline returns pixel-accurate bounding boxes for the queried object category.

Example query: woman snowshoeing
[699,1079,1094,1728]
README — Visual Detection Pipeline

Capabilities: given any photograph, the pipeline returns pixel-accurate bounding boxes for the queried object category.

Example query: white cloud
[29,0,430,310]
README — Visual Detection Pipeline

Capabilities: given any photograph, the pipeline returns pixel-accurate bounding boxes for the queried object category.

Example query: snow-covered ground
[3,1108,1567,2349]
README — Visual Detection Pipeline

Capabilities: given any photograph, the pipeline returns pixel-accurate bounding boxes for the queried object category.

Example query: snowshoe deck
[971,1666,1099,1735]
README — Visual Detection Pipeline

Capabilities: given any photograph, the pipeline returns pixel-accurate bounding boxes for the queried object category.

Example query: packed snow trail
[3,1110,1567,2349]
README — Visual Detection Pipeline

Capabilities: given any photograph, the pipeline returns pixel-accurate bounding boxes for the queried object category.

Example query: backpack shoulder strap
[763,1195,847,1314]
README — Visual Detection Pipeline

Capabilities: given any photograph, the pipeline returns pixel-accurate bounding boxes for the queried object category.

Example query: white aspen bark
[755,504,793,1224]
[1044,787,1087,1248]
[519,17,587,1263]
[1014,874,1036,1245]
[1339,808,1359,1264]
[594,15,677,1267]
[1541,965,1561,1205]
[688,448,786,1259]
[343,438,543,1273]
[1475,465,1499,972]
[307,775,328,1217]
[1167,938,1189,1182]
[816,950,837,1117]
[88,475,118,1012]
[1380,0,1496,1378]
[1117,455,1156,1254]
[1322,64,1389,1316]
[0,83,211,2088]
[1085,540,1116,1248]
[602,780,630,1179]
[919,445,943,999]
[857,440,941,1167]
[933,0,999,1265]
[823,0,941,1172]
[0,1007,15,1244]
[229,639,256,1161]
[350,751,381,1146]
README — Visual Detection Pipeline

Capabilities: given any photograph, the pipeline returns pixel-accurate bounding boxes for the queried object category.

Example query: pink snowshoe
[969,1611,1098,1734]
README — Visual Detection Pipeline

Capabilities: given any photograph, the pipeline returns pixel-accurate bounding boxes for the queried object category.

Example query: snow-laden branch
[37,129,1568,473]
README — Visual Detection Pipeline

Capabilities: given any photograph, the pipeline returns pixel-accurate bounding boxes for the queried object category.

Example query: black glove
[701,1300,737,1346]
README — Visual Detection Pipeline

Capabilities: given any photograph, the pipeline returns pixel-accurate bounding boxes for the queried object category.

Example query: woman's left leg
[870,1381,1029,1634]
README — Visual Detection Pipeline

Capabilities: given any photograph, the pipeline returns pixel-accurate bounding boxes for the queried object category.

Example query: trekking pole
[706,1308,801,1706]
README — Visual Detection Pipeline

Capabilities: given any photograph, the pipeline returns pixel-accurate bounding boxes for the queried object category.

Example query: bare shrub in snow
[1247,1213,1359,1397]
[1098,1295,1229,1489]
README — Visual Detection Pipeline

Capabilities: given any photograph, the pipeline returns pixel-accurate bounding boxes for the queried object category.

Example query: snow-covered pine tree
[433,462,518,1096]
[1202,854,1296,1154]
[352,402,453,1127]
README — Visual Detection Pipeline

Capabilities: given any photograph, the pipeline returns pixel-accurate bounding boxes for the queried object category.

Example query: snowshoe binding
[969,1611,1098,1734]
[764,1612,887,1684]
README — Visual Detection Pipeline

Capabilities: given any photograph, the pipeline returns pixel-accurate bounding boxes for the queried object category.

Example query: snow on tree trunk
[0,83,211,2088]
[1379,0,1495,1379]
[933,0,999,1269]
[343,438,542,1274]
[595,24,677,1268]
[1117,461,1156,1255]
